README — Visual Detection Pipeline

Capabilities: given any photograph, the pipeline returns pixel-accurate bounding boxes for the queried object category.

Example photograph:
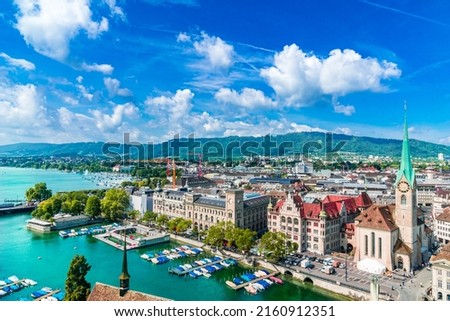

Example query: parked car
[332,260,341,268]
[320,266,335,274]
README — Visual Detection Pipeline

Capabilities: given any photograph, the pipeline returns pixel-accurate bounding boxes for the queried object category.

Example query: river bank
[0,213,344,301]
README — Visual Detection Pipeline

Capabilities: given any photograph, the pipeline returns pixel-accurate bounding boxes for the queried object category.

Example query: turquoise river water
[0,167,342,301]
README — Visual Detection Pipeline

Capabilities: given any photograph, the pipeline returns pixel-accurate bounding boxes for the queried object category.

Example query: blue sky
[1,0,450,145]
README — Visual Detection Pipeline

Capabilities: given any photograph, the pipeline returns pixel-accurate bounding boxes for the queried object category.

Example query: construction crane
[198,154,203,177]
[166,158,170,178]
[172,158,176,189]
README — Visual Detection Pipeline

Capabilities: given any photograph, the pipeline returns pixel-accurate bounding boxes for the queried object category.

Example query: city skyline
[1,1,450,145]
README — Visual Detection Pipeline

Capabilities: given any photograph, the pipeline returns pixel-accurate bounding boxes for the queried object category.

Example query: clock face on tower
[397,181,410,193]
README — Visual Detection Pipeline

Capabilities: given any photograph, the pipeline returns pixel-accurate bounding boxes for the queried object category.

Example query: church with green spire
[354,109,431,272]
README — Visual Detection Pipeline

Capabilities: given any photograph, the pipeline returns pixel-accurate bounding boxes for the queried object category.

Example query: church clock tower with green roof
[395,106,420,269]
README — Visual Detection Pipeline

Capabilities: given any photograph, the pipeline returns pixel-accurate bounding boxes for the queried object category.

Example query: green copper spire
[396,103,415,185]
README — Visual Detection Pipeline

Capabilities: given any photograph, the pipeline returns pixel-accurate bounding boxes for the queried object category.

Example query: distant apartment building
[153,188,269,235]
[430,242,450,301]
[432,189,450,218]
[435,208,450,245]
[130,188,154,217]
[267,192,372,254]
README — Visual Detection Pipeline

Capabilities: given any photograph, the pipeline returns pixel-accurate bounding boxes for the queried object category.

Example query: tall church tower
[395,106,419,269]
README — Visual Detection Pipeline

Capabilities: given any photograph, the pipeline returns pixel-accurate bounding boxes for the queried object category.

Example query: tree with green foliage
[259,231,291,262]
[101,188,130,221]
[205,224,224,248]
[127,209,141,220]
[142,210,158,224]
[85,195,101,218]
[167,217,192,234]
[25,182,52,202]
[155,214,169,228]
[64,255,91,301]
[70,199,84,215]
[235,228,257,253]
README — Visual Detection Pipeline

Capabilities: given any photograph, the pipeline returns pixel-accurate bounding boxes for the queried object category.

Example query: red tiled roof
[273,199,285,211]
[355,205,398,231]
[303,203,321,219]
[355,192,373,208]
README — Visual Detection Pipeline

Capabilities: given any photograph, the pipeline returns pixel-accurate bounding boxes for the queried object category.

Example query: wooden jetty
[227,271,279,290]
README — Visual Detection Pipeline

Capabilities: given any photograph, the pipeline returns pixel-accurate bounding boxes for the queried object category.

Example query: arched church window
[401,195,406,205]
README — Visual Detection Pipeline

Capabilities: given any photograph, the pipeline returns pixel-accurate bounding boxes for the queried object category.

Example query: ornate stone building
[267,191,371,254]
[153,187,268,235]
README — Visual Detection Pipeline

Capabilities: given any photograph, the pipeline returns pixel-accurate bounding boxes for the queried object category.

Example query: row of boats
[30,288,64,301]
[140,245,204,264]
[169,256,238,278]
[0,276,37,297]
[0,275,63,301]
[226,270,284,295]
[59,225,107,238]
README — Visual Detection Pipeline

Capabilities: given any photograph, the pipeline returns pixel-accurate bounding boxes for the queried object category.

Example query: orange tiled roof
[431,243,450,262]
[436,208,450,223]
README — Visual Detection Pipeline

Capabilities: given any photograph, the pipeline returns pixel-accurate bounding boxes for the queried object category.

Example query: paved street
[278,252,432,301]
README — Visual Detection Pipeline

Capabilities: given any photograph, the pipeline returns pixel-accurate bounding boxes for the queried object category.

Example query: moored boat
[244,284,257,294]
[269,276,284,284]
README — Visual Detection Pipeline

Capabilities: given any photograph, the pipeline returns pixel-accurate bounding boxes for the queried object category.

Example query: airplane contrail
[361,0,449,27]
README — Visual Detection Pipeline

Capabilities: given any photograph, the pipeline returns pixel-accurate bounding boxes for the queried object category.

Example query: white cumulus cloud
[14,0,109,61]
[320,49,401,95]
[177,32,191,43]
[0,83,49,127]
[260,44,401,108]
[76,84,93,101]
[0,52,35,70]
[145,89,194,123]
[104,77,132,97]
[91,103,139,133]
[81,62,114,74]
[333,100,356,116]
[104,0,125,20]
[193,32,234,69]
[215,87,276,108]
[334,127,352,135]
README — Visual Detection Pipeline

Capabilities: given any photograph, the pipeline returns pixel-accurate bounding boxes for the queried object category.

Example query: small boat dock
[168,256,235,276]
[33,289,62,301]
[226,271,280,290]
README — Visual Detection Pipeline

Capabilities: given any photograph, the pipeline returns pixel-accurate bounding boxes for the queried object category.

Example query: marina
[0,276,38,298]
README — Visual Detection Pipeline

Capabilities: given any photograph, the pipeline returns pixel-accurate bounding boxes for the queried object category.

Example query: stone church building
[354,113,432,272]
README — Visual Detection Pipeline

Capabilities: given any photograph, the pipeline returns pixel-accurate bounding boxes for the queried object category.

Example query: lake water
[0,167,342,301]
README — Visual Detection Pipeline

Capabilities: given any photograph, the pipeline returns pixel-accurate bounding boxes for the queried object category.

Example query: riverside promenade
[168,233,430,301]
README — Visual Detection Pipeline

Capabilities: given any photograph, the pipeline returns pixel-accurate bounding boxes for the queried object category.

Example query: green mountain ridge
[0,132,448,159]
